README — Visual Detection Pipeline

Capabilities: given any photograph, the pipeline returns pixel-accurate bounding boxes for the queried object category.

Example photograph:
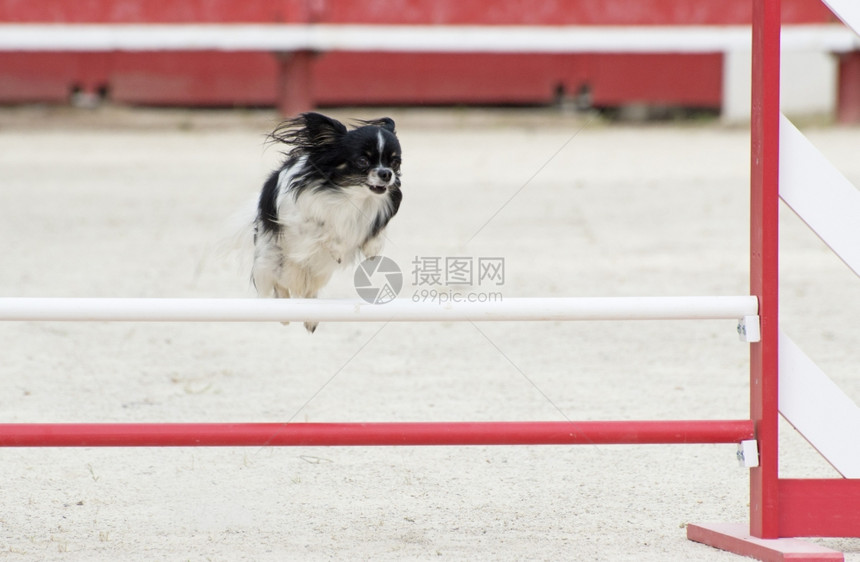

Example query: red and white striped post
[687,0,785,552]
[748,0,782,540]
[689,0,860,558]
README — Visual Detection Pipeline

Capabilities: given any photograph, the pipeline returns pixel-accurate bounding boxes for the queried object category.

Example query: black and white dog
[251,113,403,332]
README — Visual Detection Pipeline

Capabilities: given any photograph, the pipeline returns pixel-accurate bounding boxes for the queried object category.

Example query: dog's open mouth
[367,184,387,194]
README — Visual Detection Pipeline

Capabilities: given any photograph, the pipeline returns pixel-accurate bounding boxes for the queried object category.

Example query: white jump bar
[0,297,758,323]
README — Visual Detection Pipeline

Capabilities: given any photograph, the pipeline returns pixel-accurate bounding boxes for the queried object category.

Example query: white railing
[0,296,757,323]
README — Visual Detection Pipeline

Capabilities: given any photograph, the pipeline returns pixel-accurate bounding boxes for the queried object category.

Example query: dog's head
[271,112,402,195]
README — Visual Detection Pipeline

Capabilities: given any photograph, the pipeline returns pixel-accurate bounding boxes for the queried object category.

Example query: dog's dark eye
[355,156,371,169]
[390,157,401,170]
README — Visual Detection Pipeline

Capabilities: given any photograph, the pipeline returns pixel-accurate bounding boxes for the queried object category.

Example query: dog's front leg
[360,234,385,259]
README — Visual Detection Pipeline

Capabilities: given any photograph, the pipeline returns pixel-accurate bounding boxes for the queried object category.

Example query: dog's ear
[360,117,396,134]
[299,113,348,145]
[269,112,347,150]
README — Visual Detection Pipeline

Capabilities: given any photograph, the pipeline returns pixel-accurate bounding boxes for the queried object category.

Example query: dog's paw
[361,236,385,259]
[304,321,318,334]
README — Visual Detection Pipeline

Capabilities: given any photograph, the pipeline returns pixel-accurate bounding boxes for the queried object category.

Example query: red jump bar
[0,420,755,447]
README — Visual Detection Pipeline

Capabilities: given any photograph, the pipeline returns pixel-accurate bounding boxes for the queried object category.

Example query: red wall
[0,0,835,24]
[0,0,837,109]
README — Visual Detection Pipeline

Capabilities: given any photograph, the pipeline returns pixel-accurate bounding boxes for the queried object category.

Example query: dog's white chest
[279,186,387,266]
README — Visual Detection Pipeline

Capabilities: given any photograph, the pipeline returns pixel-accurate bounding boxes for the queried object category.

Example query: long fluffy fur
[250,112,403,332]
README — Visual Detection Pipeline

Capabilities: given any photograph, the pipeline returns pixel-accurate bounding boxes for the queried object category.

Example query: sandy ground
[0,106,858,561]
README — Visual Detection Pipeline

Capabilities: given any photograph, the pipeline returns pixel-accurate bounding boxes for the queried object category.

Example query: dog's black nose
[377,168,392,182]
